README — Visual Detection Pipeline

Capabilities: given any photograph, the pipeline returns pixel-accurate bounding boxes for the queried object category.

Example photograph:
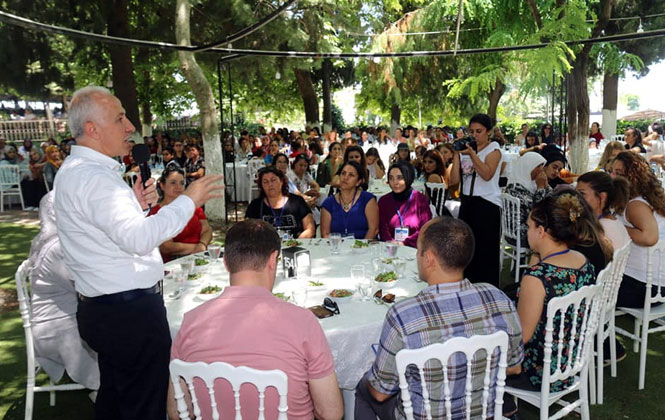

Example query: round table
[163,238,426,417]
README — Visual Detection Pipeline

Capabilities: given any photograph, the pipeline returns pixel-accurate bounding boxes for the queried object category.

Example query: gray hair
[68,86,112,139]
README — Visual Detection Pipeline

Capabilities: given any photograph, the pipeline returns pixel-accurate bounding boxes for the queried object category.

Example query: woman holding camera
[449,113,503,287]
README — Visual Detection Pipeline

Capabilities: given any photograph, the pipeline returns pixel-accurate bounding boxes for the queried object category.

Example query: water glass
[385,243,399,258]
[207,244,222,263]
[171,267,186,293]
[291,289,308,307]
[179,257,195,276]
[392,257,407,279]
[369,242,382,259]
[350,265,365,283]
[329,233,342,255]
[357,281,373,301]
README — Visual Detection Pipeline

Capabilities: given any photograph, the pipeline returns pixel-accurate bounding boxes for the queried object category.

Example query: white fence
[0,119,67,142]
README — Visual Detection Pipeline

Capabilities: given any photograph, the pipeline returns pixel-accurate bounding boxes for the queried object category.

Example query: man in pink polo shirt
[168,219,343,420]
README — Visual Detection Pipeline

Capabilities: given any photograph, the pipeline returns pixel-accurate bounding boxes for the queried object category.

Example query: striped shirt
[368,279,523,420]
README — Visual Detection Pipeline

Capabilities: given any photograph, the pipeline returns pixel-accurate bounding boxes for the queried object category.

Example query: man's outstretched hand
[183,175,225,208]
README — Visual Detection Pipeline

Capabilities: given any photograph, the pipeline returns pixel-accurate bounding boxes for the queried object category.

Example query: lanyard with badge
[261,198,288,238]
[394,190,413,242]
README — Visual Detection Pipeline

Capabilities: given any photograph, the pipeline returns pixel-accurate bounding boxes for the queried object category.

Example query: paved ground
[0,209,40,226]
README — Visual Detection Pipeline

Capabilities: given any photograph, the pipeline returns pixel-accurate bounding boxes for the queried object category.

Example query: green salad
[194,258,209,266]
[375,271,398,283]
[188,273,202,281]
[284,239,302,247]
[199,285,222,294]
[352,240,369,249]
[308,280,324,287]
[382,258,394,265]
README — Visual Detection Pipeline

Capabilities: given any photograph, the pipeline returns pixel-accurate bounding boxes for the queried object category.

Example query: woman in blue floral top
[504,192,602,416]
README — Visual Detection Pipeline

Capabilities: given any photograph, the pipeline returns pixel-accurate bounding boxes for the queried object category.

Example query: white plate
[373,279,398,289]
[195,291,222,302]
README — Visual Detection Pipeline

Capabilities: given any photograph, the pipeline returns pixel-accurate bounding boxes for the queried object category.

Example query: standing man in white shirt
[54,86,223,420]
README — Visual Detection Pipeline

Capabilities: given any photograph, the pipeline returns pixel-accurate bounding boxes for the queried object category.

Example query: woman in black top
[245,166,315,239]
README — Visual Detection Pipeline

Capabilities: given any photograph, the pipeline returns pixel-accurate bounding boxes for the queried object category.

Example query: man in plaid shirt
[355,217,524,419]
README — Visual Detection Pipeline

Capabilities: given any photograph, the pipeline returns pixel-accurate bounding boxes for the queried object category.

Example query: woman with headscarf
[26,192,100,391]
[505,152,551,246]
[44,145,63,190]
[377,161,432,247]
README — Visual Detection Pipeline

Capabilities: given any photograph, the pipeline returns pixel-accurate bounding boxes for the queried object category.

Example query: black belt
[78,283,161,304]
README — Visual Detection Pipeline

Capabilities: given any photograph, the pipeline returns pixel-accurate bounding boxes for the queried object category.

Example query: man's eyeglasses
[323,298,340,315]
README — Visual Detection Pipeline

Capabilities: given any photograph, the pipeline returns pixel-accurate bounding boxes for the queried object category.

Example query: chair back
[541,284,602,391]
[500,193,521,246]
[0,164,21,186]
[645,239,665,307]
[395,331,509,420]
[43,172,50,193]
[15,260,39,381]
[169,359,288,420]
[600,241,631,319]
[425,183,447,217]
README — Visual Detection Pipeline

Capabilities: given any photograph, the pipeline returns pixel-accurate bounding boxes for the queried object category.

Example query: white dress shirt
[54,145,195,297]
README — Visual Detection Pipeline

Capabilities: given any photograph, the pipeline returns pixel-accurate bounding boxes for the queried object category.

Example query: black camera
[453,136,477,152]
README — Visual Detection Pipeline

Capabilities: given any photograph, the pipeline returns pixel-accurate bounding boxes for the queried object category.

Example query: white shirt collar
[70,145,123,172]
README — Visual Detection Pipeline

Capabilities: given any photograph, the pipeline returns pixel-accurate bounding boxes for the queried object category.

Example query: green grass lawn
[0,222,664,419]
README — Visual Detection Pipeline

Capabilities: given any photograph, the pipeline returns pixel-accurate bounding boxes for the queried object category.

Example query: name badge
[394,227,409,242]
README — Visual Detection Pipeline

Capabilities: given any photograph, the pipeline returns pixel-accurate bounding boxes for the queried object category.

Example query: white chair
[505,284,602,420]
[247,159,266,201]
[591,241,631,404]
[395,331,509,420]
[169,359,288,420]
[615,239,665,390]
[425,182,447,217]
[15,260,86,420]
[0,164,25,211]
[500,193,528,283]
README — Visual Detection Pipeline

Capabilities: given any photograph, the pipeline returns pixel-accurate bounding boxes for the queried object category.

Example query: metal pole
[217,58,229,223]
[227,62,239,222]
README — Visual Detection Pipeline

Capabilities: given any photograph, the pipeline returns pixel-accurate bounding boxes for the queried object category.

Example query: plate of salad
[374,271,398,288]
[273,292,291,302]
[192,257,211,273]
[351,240,369,249]
[283,239,303,247]
[328,288,353,302]
[195,284,223,301]
[307,280,326,290]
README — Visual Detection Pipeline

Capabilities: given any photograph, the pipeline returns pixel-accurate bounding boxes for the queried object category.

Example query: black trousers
[616,274,665,308]
[77,293,171,420]
[459,195,502,287]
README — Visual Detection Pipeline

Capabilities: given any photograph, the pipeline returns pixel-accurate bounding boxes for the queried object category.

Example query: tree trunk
[566,55,590,174]
[175,0,224,222]
[487,78,505,123]
[390,103,401,136]
[322,59,332,133]
[141,100,153,137]
[107,0,141,131]
[294,68,319,128]
[602,71,619,139]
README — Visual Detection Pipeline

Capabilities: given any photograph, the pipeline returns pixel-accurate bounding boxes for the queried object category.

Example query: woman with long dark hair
[449,113,503,286]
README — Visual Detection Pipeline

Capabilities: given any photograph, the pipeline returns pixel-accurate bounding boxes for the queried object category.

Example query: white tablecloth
[224,162,250,202]
[163,239,424,392]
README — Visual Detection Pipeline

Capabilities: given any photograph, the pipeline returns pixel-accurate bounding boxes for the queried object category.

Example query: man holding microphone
[54,86,223,420]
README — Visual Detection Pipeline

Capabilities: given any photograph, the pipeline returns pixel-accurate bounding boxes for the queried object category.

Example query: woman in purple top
[321,161,379,239]
[378,161,432,247]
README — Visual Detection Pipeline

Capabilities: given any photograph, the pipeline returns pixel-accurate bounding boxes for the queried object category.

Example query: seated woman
[245,166,315,239]
[597,141,624,172]
[610,152,665,308]
[148,167,212,262]
[27,192,100,391]
[421,150,445,184]
[437,143,457,195]
[21,149,47,209]
[365,147,386,181]
[390,142,411,166]
[44,145,63,190]
[504,152,551,245]
[273,152,318,207]
[577,171,631,251]
[316,141,343,187]
[287,154,321,204]
[331,145,369,190]
[321,161,379,239]
[378,161,431,247]
[541,148,569,188]
[504,193,596,410]
[518,131,544,156]
[263,139,281,165]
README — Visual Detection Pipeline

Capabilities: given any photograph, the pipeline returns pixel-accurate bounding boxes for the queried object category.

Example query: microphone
[131,144,152,211]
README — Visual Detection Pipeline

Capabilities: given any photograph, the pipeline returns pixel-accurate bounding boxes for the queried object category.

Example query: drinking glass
[385,243,399,258]
[369,242,382,259]
[291,289,308,307]
[392,257,407,279]
[207,244,222,264]
[171,267,186,294]
[179,257,195,276]
[329,233,342,255]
